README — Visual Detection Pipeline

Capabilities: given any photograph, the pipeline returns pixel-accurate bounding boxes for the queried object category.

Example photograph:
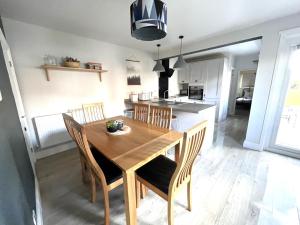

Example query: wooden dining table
[84,116,183,225]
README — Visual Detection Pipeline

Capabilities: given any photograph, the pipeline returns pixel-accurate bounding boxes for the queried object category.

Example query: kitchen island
[124,99,216,153]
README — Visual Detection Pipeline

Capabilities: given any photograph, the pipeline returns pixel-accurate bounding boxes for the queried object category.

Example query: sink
[151,100,184,106]
[165,101,184,105]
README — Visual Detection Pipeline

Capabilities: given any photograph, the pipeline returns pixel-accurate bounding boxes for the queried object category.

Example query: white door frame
[265,27,300,158]
[0,29,43,225]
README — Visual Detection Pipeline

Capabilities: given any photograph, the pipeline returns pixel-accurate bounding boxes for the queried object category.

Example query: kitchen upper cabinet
[178,64,190,83]
[205,58,222,99]
[189,61,207,84]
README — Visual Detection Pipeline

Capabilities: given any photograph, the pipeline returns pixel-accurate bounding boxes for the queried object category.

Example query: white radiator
[34,113,72,149]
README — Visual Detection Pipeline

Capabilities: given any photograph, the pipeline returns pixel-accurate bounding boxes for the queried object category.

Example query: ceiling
[0,0,300,54]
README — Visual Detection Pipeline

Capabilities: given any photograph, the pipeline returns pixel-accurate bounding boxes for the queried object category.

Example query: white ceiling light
[173,35,187,70]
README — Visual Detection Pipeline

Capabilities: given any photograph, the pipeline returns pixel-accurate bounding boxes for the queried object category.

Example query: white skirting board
[35,142,76,159]
[35,177,43,225]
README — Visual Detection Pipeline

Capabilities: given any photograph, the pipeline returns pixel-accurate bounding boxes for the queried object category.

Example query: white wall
[2,18,158,153]
[161,12,300,151]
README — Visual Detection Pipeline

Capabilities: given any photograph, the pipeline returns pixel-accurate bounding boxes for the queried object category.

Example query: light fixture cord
[180,39,183,55]
[157,46,160,60]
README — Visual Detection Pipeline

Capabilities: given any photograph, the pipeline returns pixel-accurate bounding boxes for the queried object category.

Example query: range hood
[160,59,174,77]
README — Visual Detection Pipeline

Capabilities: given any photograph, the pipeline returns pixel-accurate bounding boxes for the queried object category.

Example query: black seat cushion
[91,147,122,185]
[136,155,177,194]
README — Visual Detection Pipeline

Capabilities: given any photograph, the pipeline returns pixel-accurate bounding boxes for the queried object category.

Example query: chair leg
[141,184,148,199]
[102,188,110,225]
[136,180,141,208]
[79,155,88,184]
[90,172,97,203]
[187,180,192,211]
[168,199,174,225]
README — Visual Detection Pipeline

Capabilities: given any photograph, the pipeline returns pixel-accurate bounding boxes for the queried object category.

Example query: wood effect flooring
[36,114,300,225]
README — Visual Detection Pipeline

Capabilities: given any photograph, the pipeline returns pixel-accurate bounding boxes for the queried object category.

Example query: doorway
[273,47,300,152]
[234,69,257,116]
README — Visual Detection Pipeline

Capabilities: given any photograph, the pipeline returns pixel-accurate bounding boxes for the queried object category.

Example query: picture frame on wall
[126,59,141,85]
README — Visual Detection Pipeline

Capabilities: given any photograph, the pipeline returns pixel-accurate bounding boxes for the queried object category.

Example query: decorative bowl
[64,61,80,68]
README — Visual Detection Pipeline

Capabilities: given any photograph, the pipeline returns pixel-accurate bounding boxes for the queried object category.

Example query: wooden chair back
[133,103,150,123]
[82,102,105,123]
[169,121,207,194]
[68,108,86,124]
[71,119,108,186]
[62,113,76,140]
[150,105,172,129]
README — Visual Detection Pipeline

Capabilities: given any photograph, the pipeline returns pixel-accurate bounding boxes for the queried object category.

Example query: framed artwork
[126,59,141,85]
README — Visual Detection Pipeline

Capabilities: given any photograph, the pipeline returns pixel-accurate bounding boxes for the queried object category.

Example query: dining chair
[68,108,86,124]
[150,105,172,129]
[136,121,207,225]
[62,113,88,183]
[133,103,150,123]
[82,102,105,123]
[71,119,123,225]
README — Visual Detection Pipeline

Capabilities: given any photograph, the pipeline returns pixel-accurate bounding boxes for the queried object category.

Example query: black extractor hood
[158,59,174,99]
[160,59,174,77]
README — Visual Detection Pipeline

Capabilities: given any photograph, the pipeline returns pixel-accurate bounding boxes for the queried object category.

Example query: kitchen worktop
[124,99,215,114]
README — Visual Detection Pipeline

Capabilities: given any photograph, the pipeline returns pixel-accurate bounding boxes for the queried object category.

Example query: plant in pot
[106,120,119,133]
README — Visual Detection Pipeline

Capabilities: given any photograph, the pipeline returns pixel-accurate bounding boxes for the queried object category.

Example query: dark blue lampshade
[130,0,167,41]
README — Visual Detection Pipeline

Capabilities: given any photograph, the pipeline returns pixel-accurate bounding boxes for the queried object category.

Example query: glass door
[274,47,300,151]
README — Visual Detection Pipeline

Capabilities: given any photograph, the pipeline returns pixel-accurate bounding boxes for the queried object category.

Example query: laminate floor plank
[37,115,300,225]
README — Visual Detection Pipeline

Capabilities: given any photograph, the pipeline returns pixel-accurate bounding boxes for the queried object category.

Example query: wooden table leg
[123,170,137,225]
[175,141,182,163]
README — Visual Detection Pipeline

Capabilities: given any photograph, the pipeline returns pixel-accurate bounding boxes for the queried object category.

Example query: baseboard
[35,142,76,159]
[265,147,300,159]
[243,140,263,151]
[35,177,43,225]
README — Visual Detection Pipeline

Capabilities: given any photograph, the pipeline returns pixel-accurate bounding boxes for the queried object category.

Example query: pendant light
[153,44,165,72]
[173,35,187,70]
[130,0,167,41]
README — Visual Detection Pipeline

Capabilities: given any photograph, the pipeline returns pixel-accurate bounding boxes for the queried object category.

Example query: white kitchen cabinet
[178,64,190,83]
[189,61,206,84]
[205,58,222,99]
[176,57,231,122]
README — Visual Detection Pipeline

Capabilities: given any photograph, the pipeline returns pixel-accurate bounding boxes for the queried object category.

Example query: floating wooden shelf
[41,65,108,81]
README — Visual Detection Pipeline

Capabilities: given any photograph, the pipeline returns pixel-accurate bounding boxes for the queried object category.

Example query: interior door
[0,31,36,171]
